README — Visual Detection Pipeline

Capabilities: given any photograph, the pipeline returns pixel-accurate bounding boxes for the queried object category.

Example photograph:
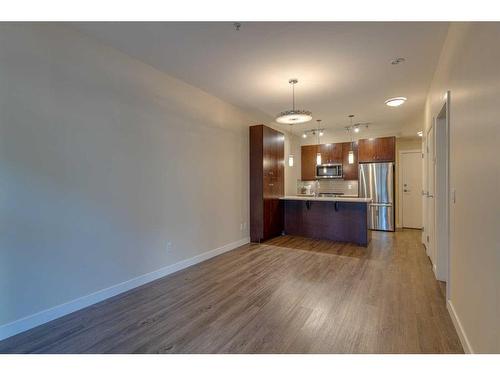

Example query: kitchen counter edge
[280,196,372,203]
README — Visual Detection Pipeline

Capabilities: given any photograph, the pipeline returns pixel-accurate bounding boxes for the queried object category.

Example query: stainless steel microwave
[316,163,343,179]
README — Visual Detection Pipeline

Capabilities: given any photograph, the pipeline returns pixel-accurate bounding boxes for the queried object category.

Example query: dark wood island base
[282,198,371,246]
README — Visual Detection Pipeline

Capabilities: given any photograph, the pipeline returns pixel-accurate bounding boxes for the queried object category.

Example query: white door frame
[398,149,422,229]
[434,91,451,297]
[423,91,451,298]
[424,123,435,261]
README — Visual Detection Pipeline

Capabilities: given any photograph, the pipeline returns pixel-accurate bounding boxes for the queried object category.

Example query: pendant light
[316,119,322,165]
[275,79,312,124]
[288,154,294,167]
[348,115,355,164]
[348,148,355,164]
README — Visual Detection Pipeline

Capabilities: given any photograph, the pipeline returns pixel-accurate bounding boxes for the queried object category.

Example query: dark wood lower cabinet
[283,200,370,246]
[263,199,283,240]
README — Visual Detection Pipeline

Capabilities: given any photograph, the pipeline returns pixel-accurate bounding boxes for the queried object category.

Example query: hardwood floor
[0,230,463,353]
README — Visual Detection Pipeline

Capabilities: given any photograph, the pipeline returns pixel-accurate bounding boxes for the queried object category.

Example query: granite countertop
[280,196,372,203]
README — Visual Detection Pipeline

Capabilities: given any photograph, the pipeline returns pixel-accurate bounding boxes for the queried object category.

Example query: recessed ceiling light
[302,133,307,138]
[417,131,423,137]
[385,97,407,107]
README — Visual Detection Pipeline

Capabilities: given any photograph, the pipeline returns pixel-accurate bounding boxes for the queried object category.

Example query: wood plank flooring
[0,229,463,353]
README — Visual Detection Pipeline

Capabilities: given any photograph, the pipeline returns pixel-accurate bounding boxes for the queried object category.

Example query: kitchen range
[249,124,396,247]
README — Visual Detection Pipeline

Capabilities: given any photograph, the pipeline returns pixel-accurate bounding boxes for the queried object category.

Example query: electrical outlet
[166,241,172,252]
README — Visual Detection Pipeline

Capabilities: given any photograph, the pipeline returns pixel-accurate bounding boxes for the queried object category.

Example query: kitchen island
[280,196,372,246]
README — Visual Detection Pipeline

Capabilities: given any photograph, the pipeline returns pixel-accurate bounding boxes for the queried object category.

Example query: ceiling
[70,22,449,137]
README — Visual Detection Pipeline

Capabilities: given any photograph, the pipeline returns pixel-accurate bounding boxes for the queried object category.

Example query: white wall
[423,22,500,353]
[0,23,280,333]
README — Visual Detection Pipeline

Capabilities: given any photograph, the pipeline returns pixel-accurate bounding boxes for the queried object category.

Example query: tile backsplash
[297,179,359,196]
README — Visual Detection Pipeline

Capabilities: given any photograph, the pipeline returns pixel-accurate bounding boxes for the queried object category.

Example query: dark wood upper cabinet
[342,141,358,180]
[300,137,394,181]
[358,136,396,163]
[250,124,284,243]
[319,143,342,164]
[301,145,318,181]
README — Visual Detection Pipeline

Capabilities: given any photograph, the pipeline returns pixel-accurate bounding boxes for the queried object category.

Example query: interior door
[426,124,436,264]
[401,152,423,229]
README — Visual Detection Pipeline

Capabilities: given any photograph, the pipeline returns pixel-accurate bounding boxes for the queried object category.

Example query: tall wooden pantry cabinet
[249,124,285,242]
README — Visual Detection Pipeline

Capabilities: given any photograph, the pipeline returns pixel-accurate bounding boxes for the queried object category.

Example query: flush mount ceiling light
[275,79,312,124]
[385,97,407,107]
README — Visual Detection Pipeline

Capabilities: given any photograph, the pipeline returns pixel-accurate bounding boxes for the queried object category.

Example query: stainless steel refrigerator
[359,162,395,231]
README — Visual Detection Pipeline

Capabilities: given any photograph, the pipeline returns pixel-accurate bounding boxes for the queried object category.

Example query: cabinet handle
[269,183,274,186]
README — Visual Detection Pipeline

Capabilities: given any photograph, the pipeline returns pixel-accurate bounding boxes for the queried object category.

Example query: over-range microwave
[316,163,343,179]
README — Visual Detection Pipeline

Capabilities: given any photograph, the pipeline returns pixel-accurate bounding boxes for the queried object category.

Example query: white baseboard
[0,237,250,341]
[447,300,474,353]
[431,263,438,279]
